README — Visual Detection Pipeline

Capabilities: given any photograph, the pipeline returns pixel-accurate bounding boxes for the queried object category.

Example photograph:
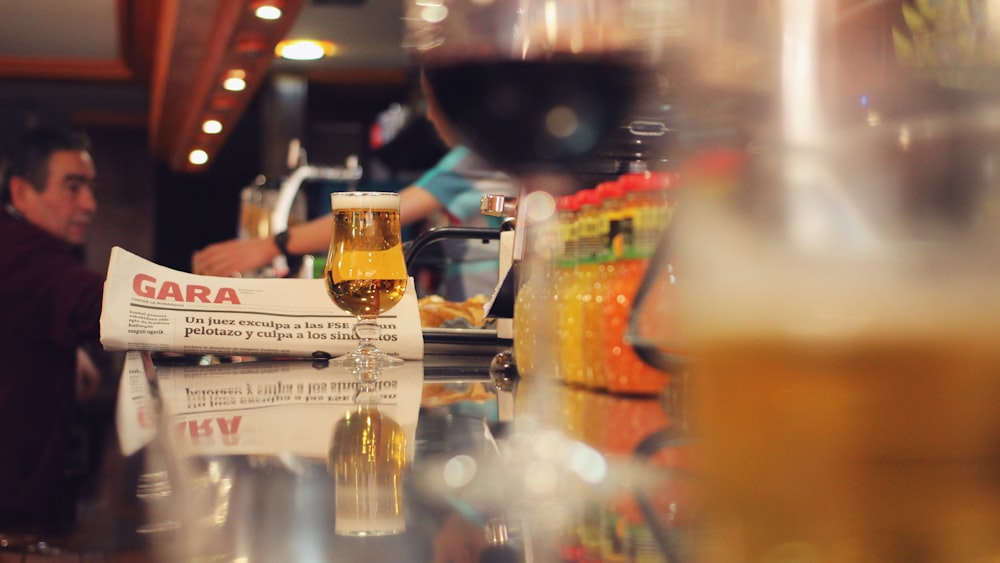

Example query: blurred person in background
[193,71,518,301]
[0,127,105,531]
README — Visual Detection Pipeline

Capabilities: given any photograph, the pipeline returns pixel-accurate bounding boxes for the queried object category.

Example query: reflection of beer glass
[324,192,408,369]
[328,404,407,536]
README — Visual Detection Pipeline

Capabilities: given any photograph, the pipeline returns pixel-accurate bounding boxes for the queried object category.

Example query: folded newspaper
[100,247,424,359]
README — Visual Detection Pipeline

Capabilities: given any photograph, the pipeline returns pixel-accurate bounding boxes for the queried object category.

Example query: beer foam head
[331,191,400,211]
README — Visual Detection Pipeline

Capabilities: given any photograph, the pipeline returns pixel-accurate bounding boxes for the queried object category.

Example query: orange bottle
[574,188,606,389]
[592,179,628,390]
[603,171,678,396]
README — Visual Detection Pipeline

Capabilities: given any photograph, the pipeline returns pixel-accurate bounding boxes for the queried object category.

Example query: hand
[433,511,488,563]
[192,237,278,277]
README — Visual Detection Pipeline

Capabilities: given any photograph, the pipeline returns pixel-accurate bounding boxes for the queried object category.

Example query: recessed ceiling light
[254,3,282,20]
[275,39,336,61]
[223,69,247,91]
[189,150,209,165]
[202,120,223,134]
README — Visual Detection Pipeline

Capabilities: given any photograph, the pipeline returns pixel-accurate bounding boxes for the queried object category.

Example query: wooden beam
[118,0,163,89]
[147,0,180,154]
[0,57,132,82]
[148,0,307,172]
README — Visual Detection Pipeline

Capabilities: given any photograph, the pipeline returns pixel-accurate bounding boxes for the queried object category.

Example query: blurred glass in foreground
[665,0,1000,560]
[404,0,685,193]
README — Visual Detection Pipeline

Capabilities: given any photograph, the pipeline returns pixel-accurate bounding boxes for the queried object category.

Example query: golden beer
[687,276,1000,561]
[324,192,408,317]
[328,405,408,536]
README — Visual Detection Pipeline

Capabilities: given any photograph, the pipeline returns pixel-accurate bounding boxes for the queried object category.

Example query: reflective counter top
[0,352,684,563]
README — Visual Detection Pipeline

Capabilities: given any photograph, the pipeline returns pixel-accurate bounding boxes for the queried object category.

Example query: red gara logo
[133,274,241,304]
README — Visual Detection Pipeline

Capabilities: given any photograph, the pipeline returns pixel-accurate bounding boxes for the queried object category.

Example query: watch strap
[274,230,292,257]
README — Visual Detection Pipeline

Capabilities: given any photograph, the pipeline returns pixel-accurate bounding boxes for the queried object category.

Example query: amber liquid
[693,331,1000,561]
[328,406,407,536]
[325,276,407,317]
[325,207,408,317]
[239,202,272,240]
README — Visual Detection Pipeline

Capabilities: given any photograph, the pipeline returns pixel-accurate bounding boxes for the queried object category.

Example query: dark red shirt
[0,209,104,530]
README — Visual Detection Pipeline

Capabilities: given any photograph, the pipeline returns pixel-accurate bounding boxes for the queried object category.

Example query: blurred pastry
[418,294,488,328]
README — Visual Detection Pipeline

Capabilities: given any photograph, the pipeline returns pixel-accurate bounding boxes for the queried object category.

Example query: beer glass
[324,192,408,369]
[667,1,1000,560]
[328,401,408,536]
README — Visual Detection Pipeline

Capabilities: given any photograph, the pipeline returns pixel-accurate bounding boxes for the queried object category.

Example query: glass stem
[354,315,381,354]
[353,316,382,384]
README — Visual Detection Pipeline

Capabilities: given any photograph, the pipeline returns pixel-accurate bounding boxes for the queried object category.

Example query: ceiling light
[189,150,209,165]
[254,3,282,20]
[275,39,336,61]
[202,120,223,135]
[223,69,247,91]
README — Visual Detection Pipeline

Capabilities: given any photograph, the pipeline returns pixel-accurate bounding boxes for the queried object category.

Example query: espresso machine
[236,139,363,278]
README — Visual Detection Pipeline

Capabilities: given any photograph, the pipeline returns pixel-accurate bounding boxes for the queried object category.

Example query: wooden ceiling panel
[117,0,164,88]
[0,57,132,82]
[149,0,306,172]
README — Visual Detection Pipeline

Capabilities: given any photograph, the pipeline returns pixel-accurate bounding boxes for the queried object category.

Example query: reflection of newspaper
[116,351,159,456]
[154,358,424,460]
[113,352,425,460]
[100,247,424,359]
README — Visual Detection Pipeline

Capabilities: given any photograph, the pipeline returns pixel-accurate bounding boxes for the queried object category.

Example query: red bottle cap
[556,193,580,211]
[596,179,625,200]
[575,188,602,208]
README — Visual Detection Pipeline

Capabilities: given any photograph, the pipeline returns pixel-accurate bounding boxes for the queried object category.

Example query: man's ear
[8,176,34,211]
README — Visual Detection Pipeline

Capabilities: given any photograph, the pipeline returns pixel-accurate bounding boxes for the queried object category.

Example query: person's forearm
[399,185,444,226]
[282,214,334,255]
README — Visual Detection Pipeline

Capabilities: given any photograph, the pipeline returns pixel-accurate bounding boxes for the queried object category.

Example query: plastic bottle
[513,203,560,379]
[603,171,678,395]
[591,179,628,390]
[553,193,582,383]
[571,188,607,388]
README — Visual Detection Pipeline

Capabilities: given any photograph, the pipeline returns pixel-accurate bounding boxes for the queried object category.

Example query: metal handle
[480,194,517,218]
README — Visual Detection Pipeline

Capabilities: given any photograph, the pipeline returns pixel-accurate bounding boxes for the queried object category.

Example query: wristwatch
[274,230,292,257]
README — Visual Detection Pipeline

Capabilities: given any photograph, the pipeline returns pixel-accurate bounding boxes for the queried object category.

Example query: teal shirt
[412,146,518,300]
[414,146,517,228]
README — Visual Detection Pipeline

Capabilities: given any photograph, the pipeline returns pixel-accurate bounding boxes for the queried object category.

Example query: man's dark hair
[0,127,92,205]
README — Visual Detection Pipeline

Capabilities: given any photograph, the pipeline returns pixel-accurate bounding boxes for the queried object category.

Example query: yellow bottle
[575,188,606,389]
[555,193,583,384]
[513,207,559,379]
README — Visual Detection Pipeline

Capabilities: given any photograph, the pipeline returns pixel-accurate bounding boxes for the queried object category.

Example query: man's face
[15,149,98,245]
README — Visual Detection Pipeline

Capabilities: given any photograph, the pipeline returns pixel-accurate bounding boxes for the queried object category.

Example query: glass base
[332,317,404,371]
[329,347,404,369]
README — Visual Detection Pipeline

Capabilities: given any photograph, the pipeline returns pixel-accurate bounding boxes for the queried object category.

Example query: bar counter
[0,349,682,562]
